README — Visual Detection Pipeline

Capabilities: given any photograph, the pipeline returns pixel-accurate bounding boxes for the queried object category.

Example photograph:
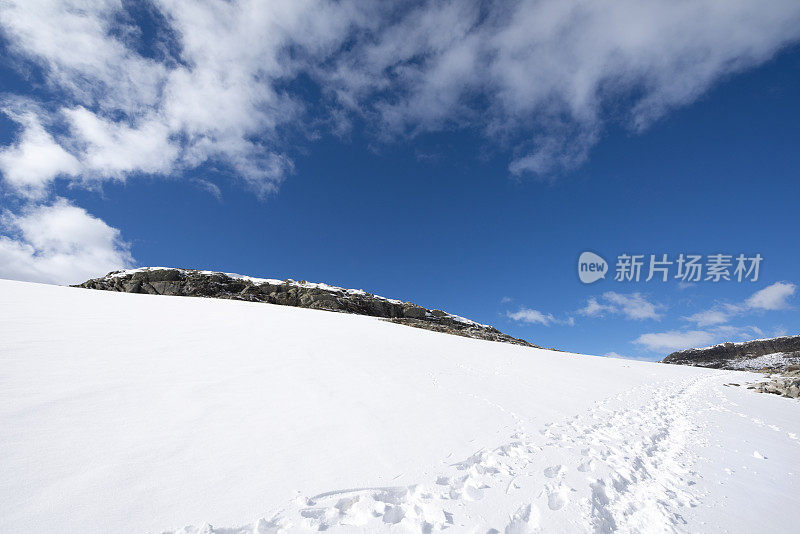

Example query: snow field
[0,279,798,533]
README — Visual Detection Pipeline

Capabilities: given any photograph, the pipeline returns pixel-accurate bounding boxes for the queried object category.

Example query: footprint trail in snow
[172,373,734,533]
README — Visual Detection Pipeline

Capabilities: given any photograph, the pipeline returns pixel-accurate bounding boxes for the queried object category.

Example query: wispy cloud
[683,308,731,327]
[633,325,765,354]
[639,281,797,354]
[580,292,663,320]
[633,330,718,353]
[322,0,800,177]
[683,282,796,327]
[0,0,798,200]
[506,307,555,326]
[505,306,575,327]
[193,178,222,201]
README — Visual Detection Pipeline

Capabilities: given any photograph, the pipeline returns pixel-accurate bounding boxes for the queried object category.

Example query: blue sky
[0,1,798,359]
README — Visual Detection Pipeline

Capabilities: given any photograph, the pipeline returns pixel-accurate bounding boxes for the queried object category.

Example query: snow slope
[0,279,798,533]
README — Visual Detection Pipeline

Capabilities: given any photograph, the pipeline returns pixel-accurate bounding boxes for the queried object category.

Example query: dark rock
[386,318,535,346]
[150,280,184,295]
[749,376,800,399]
[402,305,428,319]
[74,267,542,348]
[661,335,800,371]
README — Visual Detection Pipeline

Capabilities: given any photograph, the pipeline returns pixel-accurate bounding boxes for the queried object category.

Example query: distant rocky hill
[661,335,800,371]
[75,268,538,347]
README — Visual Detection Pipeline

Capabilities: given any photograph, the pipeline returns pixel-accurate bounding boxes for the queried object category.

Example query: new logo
[578,251,607,284]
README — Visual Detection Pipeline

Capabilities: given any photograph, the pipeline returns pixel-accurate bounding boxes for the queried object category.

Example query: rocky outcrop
[75,268,538,347]
[747,367,800,399]
[661,335,800,371]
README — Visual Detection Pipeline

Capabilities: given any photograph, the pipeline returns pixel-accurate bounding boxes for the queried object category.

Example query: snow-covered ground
[1,279,798,534]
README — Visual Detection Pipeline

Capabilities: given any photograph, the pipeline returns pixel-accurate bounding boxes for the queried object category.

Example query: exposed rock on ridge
[747,367,800,399]
[75,267,538,347]
[661,335,800,371]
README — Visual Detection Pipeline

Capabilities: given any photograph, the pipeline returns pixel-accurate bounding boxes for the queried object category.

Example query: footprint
[545,484,568,510]
[543,465,562,478]
[382,504,405,524]
[335,496,359,514]
[504,503,539,534]
[577,460,593,473]
[753,451,767,460]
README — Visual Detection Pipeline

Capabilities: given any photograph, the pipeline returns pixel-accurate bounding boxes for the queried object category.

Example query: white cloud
[714,325,764,340]
[1,0,799,198]
[580,291,662,320]
[506,307,555,326]
[683,282,796,327]
[634,325,765,354]
[745,281,796,310]
[0,198,133,285]
[652,282,797,354]
[322,0,800,175]
[0,0,350,197]
[579,296,614,317]
[633,330,717,353]
[62,106,178,179]
[0,110,81,197]
[683,309,732,328]
[505,306,575,327]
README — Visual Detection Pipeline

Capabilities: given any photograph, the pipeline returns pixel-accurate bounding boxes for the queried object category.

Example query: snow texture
[727,352,798,371]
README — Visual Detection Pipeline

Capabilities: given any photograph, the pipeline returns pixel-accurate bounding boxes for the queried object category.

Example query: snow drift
[0,279,798,533]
